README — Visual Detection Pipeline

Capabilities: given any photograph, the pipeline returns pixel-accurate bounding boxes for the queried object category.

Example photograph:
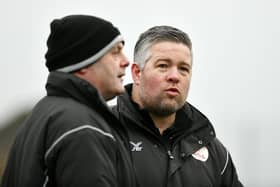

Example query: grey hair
[134,26,193,69]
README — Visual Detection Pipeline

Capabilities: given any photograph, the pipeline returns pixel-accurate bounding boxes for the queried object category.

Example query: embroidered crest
[130,141,143,152]
[192,146,209,162]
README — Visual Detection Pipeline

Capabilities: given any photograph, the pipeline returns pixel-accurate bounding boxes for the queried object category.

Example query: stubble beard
[140,92,184,117]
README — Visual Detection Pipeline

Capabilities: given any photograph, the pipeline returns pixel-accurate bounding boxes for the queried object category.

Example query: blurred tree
[0,110,30,182]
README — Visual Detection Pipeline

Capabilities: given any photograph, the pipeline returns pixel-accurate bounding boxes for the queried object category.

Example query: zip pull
[167,150,174,159]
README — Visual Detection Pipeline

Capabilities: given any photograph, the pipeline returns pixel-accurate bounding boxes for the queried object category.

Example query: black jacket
[112,84,243,187]
[1,72,137,187]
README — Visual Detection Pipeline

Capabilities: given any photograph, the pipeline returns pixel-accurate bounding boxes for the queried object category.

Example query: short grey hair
[134,25,192,69]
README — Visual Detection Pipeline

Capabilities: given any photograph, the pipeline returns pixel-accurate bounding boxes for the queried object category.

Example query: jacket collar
[46,71,107,110]
[116,84,216,140]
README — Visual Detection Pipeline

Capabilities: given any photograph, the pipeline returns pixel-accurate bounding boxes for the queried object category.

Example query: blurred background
[1,0,279,186]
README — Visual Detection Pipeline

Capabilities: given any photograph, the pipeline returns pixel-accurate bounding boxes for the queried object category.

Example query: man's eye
[158,64,168,68]
[112,49,120,54]
[180,67,190,72]
[111,46,122,54]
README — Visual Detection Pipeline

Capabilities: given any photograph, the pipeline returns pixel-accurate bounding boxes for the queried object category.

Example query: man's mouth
[118,74,125,81]
[165,88,179,96]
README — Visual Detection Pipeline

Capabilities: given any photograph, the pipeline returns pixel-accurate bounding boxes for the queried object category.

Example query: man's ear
[131,63,141,85]
[73,67,88,78]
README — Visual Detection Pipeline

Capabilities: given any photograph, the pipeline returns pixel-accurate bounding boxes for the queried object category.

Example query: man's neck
[149,113,176,135]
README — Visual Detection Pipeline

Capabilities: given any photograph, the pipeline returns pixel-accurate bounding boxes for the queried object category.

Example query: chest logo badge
[192,146,209,162]
[130,141,143,152]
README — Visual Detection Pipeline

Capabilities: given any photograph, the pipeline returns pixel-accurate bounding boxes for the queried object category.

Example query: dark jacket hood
[46,71,130,149]
[46,71,107,110]
[115,84,216,145]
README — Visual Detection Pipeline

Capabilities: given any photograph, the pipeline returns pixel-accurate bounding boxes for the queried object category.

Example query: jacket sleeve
[213,138,244,187]
[45,127,118,187]
[220,151,244,187]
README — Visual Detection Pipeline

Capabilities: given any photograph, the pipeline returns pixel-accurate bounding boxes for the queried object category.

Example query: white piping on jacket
[45,125,115,160]
[42,175,48,187]
[42,125,115,186]
[220,150,229,175]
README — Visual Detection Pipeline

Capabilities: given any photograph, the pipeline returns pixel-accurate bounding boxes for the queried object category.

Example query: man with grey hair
[113,26,243,186]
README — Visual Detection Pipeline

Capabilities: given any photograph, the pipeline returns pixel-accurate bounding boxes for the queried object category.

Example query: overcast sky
[1,0,280,186]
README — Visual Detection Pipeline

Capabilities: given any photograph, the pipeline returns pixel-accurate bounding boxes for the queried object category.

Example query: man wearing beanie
[1,15,138,187]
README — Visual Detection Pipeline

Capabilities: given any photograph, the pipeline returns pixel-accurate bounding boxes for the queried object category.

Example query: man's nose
[120,53,130,68]
[167,68,180,83]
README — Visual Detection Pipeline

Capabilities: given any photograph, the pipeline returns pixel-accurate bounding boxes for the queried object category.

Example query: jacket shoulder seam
[44,125,115,160]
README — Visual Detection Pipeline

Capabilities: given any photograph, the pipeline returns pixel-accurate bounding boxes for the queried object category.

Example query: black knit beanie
[45,15,123,72]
